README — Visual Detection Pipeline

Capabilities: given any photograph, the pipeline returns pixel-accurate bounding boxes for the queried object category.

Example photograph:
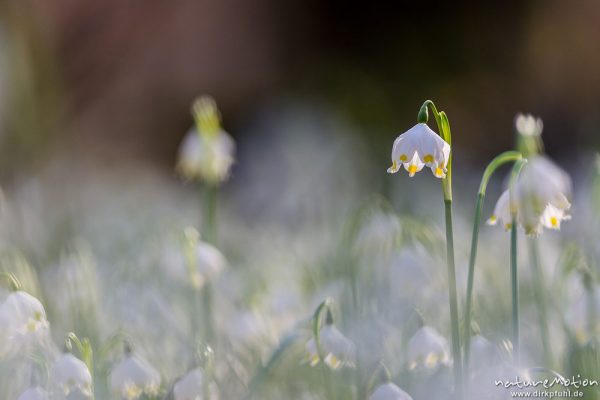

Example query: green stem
[508,159,527,364]
[421,100,462,397]
[444,199,463,398]
[510,219,520,363]
[528,238,553,367]
[201,183,218,346]
[463,151,522,379]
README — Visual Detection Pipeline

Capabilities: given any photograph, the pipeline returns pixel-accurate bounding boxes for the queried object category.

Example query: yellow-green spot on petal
[400,154,408,162]
[423,154,434,163]
[408,164,418,176]
[550,217,558,227]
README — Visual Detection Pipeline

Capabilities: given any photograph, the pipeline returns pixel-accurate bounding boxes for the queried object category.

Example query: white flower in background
[407,326,450,370]
[184,227,226,289]
[110,354,161,399]
[173,368,218,400]
[369,383,414,400]
[0,291,49,354]
[487,190,514,230]
[50,353,92,398]
[17,387,49,400]
[305,324,356,369]
[387,123,450,178]
[177,96,235,184]
[516,155,572,234]
[515,114,543,137]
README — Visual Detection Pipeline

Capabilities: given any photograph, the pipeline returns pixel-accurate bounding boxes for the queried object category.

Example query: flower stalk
[420,100,462,397]
[528,237,553,367]
[509,159,527,363]
[463,151,522,376]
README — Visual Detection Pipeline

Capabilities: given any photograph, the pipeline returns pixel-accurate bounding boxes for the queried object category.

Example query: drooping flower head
[487,156,572,235]
[110,353,161,400]
[183,227,226,289]
[50,353,93,398]
[369,383,414,400]
[0,290,50,357]
[177,96,235,184]
[305,323,356,370]
[387,123,451,178]
[406,326,450,370]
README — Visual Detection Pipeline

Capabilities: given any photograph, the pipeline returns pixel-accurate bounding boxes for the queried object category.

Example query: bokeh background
[0,0,599,182]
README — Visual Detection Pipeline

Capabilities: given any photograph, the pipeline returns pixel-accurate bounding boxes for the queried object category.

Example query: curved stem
[463,151,522,379]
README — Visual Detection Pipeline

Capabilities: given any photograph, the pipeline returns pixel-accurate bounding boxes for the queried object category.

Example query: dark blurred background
[0,0,599,180]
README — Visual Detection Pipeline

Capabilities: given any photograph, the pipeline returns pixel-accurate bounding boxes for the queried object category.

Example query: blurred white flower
[387,123,450,178]
[0,290,49,356]
[110,354,161,399]
[369,383,414,400]
[407,326,450,370]
[305,324,356,369]
[50,353,92,398]
[173,368,218,400]
[487,190,515,230]
[183,227,226,289]
[487,156,572,235]
[515,114,543,137]
[177,97,235,184]
[17,387,49,400]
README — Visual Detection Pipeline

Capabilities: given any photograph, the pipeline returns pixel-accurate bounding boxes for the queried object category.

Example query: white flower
[110,354,161,399]
[387,123,450,178]
[183,228,226,289]
[487,190,514,230]
[173,368,218,400]
[369,383,414,400]
[407,326,450,370]
[516,156,572,231]
[50,353,92,398]
[515,114,543,137]
[177,130,235,183]
[305,324,356,369]
[17,387,49,400]
[0,291,49,356]
[487,156,572,235]
[177,97,235,183]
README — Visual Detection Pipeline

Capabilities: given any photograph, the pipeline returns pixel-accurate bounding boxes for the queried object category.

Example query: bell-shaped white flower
[17,387,49,400]
[305,324,356,370]
[173,368,218,400]
[515,114,543,137]
[177,97,235,184]
[50,353,92,398]
[387,123,450,178]
[407,326,450,370]
[488,156,572,235]
[183,227,226,289]
[516,155,572,233]
[110,354,161,399]
[369,383,414,400]
[0,290,49,355]
[487,190,514,230]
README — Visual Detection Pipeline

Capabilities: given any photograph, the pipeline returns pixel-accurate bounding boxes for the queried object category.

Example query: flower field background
[1,1,600,399]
